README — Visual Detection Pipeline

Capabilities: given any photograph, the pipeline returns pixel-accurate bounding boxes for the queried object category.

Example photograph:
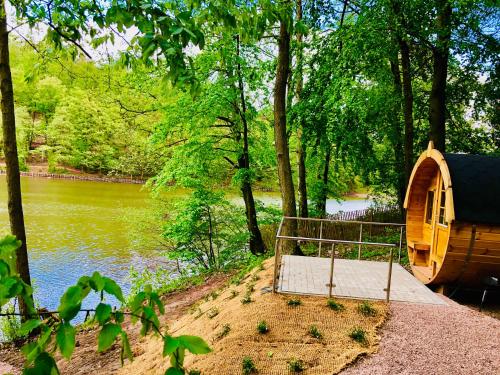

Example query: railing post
[318,221,323,257]
[328,243,336,298]
[358,223,363,260]
[272,218,285,293]
[398,226,404,263]
[385,247,394,303]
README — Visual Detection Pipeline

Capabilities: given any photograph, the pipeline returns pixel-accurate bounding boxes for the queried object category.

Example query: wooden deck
[277,255,446,305]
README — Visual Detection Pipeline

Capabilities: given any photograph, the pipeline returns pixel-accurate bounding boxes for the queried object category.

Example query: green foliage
[349,327,368,345]
[287,298,302,307]
[240,292,253,305]
[161,188,249,272]
[326,299,345,312]
[308,325,323,339]
[256,320,269,334]
[288,358,305,373]
[0,235,210,375]
[242,356,257,375]
[357,301,377,317]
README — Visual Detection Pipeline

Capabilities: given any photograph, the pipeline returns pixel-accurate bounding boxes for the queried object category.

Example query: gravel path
[341,296,500,375]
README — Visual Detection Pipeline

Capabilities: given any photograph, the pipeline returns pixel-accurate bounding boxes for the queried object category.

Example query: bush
[256,320,269,334]
[349,327,368,344]
[241,292,253,304]
[357,301,377,317]
[326,298,345,311]
[287,298,302,307]
[308,325,323,339]
[242,356,257,374]
[288,358,305,373]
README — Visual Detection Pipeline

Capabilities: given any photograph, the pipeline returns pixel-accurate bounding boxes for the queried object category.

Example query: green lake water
[0,176,372,313]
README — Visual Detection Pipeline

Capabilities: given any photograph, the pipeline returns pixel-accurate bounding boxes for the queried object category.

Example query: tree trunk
[274,14,302,255]
[399,39,414,187]
[429,0,452,152]
[390,59,406,216]
[316,146,331,217]
[0,0,33,318]
[236,35,266,254]
[295,0,308,218]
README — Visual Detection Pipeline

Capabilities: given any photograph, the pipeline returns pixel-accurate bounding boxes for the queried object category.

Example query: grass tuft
[287,298,302,307]
[214,324,231,341]
[242,356,257,374]
[357,301,377,317]
[326,298,345,311]
[288,358,305,373]
[256,320,269,334]
[349,326,368,345]
[308,325,323,339]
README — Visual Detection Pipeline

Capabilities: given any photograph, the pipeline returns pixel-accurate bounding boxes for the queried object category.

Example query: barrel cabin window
[438,184,446,226]
[425,190,434,224]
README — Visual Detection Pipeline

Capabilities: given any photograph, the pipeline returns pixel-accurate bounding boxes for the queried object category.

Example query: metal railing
[272,217,406,303]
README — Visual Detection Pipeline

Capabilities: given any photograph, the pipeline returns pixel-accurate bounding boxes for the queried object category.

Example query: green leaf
[98,323,122,352]
[20,319,42,336]
[90,272,105,292]
[0,259,10,278]
[56,322,76,359]
[23,351,59,375]
[178,335,211,354]
[103,277,125,303]
[58,285,83,322]
[120,331,133,365]
[162,336,180,356]
[165,368,184,375]
[95,303,112,325]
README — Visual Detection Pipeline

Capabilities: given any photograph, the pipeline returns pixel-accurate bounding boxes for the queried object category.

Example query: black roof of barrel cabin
[445,153,500,225]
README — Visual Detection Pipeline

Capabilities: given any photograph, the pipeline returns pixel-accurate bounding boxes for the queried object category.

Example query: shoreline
[0,170,145,185]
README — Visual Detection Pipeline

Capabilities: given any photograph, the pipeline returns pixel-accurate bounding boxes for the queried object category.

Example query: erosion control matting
[120,258,388,375]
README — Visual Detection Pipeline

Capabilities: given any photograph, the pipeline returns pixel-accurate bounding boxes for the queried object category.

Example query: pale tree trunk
[0,0,33,318]
[390,59,406,216]
[429,0,452,152]
[400,39,414,186]
[295,0,308,218]
[274,11,302,255]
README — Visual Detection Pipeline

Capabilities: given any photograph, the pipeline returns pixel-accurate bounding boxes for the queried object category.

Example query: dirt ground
[0,273,230,375]
[119,259,388,375]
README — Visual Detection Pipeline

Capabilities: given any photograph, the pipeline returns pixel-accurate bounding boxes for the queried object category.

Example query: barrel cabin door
[430,176,449,276]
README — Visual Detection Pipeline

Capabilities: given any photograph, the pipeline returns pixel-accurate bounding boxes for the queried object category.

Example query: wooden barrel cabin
[404,142,500,286]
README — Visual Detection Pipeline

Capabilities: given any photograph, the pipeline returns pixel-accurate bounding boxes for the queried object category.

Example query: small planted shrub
[326,298,345,311]
[242,356,257,374]
[188,370,201,375]
[357,301,377,317]
[288,358,305,373]
[246,283,256,293]
[214,324,231,341]
[229,290,239,299]
[256,320,269,334]
[251,273,260,282]
[210,291,219,300]
[207,307,219,319]
[308,325,323,339]
[194,308,203,319]
[287,298,302,307]
[349,327,368,345]
[241,292,253,304]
